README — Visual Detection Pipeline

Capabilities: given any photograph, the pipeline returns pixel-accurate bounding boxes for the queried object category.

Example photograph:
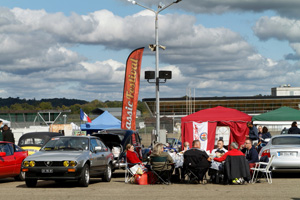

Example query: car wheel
[78,164,90,187]
[14,171,26,181]
[25,179,37,187]
[102,163,112,182]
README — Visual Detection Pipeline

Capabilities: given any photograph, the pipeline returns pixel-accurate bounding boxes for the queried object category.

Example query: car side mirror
[94,146,102,152]
[0,152,6,157]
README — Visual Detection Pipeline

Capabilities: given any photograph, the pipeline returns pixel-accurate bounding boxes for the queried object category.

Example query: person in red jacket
[126,144,148,172]
[214,142,244,163]
[126,144,143,164]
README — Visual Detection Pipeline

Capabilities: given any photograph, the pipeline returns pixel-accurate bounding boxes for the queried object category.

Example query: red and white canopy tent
[181,106,252,152]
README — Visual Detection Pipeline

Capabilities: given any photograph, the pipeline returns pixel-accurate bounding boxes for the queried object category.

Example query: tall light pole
[128,0,182,143]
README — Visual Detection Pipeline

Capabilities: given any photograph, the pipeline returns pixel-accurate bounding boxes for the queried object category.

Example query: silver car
[22,136,114,187]
[259,134,300,171]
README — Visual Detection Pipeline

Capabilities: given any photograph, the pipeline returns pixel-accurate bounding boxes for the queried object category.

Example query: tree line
[0,97,148,115]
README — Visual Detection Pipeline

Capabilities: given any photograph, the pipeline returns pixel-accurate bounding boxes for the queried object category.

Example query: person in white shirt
[211,139,228,157]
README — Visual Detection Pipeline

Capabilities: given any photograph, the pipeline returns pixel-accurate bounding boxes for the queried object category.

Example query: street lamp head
[174,0,182,3]
[128,0,136,4]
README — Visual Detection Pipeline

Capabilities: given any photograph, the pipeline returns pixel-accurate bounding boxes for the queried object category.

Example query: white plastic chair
[251,155,274,184]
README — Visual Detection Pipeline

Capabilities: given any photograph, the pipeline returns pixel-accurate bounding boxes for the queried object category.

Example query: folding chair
[125,162,141,183]
[149,156,173,185]
[251,155,274,184]
[184,165,208,184]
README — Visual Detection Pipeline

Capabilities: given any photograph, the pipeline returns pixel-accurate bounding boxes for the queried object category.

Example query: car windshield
[41,137,89,151]
[272,136,300,145]
[19,137,45,146]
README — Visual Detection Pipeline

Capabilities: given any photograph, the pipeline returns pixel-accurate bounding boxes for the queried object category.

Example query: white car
[259,134,300,171]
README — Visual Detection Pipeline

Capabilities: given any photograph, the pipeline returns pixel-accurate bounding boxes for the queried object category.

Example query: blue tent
[80,111,121,134]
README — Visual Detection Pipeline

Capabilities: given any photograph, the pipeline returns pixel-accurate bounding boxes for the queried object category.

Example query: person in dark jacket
[241,139,259,177]
[247,121,258,141]
[2,125,15,143]
[288,121,300,134]
[183,140,212,183]
[262,126,272,139]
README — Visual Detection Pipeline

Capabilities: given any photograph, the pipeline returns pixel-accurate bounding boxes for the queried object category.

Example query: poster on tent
[193,122,208,150]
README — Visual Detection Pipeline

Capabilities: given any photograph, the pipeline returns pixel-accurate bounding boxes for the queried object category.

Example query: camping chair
[183,152,210,184]
[251,155,274,184]
[125,162,142,183]
[149,156,173,185]
[183,165,208,184]
[224,155,251,184]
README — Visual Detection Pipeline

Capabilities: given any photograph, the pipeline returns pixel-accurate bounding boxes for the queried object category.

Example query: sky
[0,0,300,102]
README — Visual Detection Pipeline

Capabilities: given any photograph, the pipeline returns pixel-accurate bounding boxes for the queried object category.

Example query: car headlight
[63,161,77,167]
[29,161,35,167]
[63,161,69,167]
[23,161,30,167]
[69,161,77,167]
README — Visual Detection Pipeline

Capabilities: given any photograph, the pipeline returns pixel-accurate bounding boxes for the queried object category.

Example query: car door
[0,143,16,178]
[97,139,110,170]
[13,144,27,175]
[89,138,103,175]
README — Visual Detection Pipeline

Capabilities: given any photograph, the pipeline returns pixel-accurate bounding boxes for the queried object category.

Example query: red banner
[121,47,144,130]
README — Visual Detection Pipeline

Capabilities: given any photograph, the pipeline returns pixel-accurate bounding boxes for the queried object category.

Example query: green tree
[70,104,81,114]
[38,102,53,110]
[10,103,23,110]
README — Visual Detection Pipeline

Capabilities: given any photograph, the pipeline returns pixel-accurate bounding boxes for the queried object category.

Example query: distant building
[143,95,300,117]
[271,85,300,96]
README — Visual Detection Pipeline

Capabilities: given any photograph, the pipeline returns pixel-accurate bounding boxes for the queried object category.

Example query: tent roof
[181,106,251,122]
[252,107,300,121]
[80,111,121,130]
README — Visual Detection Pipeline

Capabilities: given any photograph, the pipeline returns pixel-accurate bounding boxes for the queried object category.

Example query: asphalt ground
[0,171,300,200]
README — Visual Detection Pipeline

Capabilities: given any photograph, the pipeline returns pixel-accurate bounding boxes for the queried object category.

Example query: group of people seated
[125,136,263,185]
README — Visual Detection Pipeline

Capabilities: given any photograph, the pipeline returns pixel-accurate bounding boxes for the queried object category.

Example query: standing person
[241,139,259,176]
[288,121,300,134]
[247,121,259,141]
[0,121,3,141]
[2,124,15,143]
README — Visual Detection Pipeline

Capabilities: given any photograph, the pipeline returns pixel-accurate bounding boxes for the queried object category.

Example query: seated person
[150,143,174,182]
[211,142,244,183]
[256,126,272,153]
[262,126,272,140]
[214,142,244,163]
[180,142,190,154]
[125,144,147,172]
[211,139,228,157]
[241,139,259,176]
[183,140,211,183]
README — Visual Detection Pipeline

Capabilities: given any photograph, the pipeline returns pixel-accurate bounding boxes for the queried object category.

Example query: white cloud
[0,6,299,101]
[125,0,300,18]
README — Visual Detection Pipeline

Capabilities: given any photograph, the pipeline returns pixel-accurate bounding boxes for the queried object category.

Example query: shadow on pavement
[15,178,107,188]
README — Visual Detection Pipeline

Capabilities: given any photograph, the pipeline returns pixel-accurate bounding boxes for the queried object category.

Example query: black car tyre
[25,179,37,187]
[14,171,25,181]
[78,164,90,187]
[102,163,112,182]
